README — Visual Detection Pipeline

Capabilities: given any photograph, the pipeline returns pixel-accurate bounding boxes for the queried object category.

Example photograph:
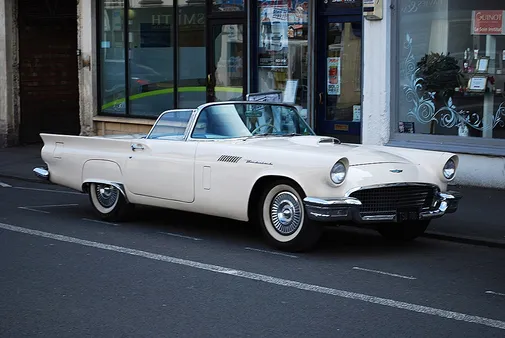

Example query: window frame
[145,109,196,140]
[387,0,505,157]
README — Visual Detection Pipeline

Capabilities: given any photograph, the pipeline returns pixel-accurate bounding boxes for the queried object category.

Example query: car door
[123,110,197,203]
[123,139,197,203]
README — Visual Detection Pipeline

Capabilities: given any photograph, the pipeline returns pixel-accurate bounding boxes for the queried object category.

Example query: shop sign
[327,57,341,96]
[472,10,505,35]
[258,4,289,67]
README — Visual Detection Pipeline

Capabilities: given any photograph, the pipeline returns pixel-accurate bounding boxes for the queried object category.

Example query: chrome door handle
[131,143,144,151]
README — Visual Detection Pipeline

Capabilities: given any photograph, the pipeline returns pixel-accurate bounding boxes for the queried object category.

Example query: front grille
[349,185,437,216]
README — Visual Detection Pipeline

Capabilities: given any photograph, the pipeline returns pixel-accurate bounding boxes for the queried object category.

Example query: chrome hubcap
[270,191,302,235]
[95,184,119,208]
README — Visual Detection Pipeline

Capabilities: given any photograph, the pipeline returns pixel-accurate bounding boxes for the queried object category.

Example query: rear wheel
[258,181,322,252]
[377,220,430,241]
[88,183,130,222]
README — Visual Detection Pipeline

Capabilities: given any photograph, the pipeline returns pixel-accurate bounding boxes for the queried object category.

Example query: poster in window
[327,57,341,95]
[259,4,289,67]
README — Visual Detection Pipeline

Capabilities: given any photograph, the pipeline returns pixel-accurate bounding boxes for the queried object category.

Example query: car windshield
[191,103,315,139]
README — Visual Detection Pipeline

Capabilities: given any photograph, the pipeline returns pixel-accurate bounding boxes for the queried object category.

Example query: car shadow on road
[122,205,440,257]
[51,202,442,258]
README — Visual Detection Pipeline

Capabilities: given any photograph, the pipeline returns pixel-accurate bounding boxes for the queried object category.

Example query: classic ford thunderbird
[34,101,462,252]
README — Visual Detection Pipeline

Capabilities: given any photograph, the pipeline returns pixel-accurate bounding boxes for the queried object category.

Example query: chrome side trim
[33,167,49,180]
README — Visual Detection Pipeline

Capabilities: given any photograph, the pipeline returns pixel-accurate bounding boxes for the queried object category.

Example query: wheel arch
[247,175,307,222]
[82,180,129,203]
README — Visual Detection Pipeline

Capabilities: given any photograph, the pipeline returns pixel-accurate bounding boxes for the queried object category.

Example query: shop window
[396,0,505,141]
[178,2,206,108]
[128,0,174,117]
[257,0,310,117]
[100,1,211,117]
[99,1,127,115]
[212,0,245,12]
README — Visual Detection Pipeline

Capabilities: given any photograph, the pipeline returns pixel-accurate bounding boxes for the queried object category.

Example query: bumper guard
[33,167,50,181]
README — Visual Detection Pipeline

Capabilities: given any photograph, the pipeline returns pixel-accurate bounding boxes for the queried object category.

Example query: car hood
[239,135,413,166]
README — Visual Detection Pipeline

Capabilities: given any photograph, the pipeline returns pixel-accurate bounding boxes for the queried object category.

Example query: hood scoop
[318,137,341,145]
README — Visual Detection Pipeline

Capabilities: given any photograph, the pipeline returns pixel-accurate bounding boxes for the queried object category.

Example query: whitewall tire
[89,183,130,221]
[258,181,322,252]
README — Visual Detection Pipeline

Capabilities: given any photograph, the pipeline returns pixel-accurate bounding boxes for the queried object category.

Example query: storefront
[93,0,365,142]
[362,0,505,187]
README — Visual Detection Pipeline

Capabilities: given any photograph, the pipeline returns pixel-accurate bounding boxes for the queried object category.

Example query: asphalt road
[1,177,504,337]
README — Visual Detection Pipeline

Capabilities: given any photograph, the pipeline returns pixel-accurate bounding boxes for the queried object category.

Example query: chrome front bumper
[33,167,50,180]
[303,191,462,223]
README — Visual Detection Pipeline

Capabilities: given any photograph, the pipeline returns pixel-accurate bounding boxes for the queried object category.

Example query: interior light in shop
[120,9,136,20]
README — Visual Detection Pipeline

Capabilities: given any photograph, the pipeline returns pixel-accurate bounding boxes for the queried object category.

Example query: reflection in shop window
[257,0,309,119]
[397,0,505,140]
[212,0,245,12]
[127,0,174,117]
[178,2,206,108]
[99,0,127,115]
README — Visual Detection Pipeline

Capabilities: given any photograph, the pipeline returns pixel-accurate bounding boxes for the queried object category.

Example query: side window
[192,110,208,139]
[148,110,192,140]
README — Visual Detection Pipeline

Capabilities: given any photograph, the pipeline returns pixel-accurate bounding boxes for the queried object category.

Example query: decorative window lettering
[402,33,505,132]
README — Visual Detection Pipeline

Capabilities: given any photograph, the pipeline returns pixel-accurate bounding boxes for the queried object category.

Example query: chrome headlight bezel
[442,157,457,180]
[330,160,347,185]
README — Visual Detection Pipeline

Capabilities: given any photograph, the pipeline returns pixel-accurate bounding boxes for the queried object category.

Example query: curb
[423,231,505,249]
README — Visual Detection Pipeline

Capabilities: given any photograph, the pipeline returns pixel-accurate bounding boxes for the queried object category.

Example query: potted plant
[416,52,463,100]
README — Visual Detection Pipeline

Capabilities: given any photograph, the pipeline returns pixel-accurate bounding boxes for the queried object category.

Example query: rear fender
[81,160,129,201]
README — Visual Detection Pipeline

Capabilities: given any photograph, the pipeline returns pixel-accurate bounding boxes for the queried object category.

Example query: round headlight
[443,158,456,180]
[330,161,347,184]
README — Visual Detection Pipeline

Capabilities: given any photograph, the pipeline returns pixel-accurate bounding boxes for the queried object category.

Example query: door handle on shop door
[319,92,323,104]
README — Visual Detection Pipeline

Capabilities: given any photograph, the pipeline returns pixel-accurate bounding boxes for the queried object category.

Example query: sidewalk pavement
[1,143,504,249]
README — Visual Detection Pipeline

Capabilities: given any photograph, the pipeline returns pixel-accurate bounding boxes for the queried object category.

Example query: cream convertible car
[34,101,462,252]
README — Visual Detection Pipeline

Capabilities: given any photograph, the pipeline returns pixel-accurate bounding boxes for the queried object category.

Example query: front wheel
[377,220,430,241]
[88,183,130,222]
[258,181,322,252]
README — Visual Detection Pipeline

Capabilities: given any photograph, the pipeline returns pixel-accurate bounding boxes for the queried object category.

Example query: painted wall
[361,0,392,147]
[0,0,20,148]
[78,0,98,136]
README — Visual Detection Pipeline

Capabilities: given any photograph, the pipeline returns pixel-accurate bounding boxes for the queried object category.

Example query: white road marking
[352,267,417,280]
[0,182,12,188]
[158,231,202,241]
[17,207,50,214]
[18,204,79,214]
[486,291,505,297]
[245,247,298,259]
[82,218,119,227]
[22,204,79,209]
[0,221,504,331]
[12,186,84,195]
